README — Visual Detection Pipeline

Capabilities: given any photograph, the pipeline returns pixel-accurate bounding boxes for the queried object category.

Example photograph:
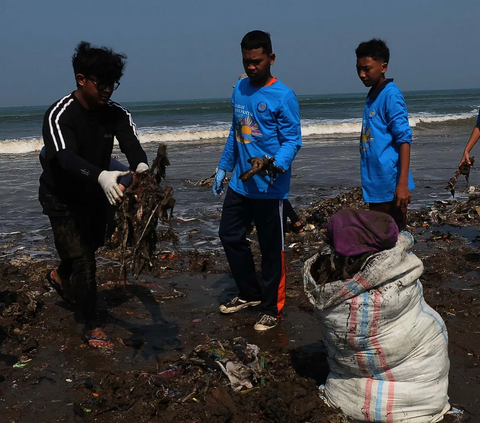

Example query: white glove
[136,162,149,173]
[98,170,130,205]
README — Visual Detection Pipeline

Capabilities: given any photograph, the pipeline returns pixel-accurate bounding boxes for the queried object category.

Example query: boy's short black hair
[355,39,390,63]
[72,41,126,83]
[241,30,272,55]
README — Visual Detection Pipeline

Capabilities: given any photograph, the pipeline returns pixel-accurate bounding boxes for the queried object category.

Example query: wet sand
[1,188,479,422]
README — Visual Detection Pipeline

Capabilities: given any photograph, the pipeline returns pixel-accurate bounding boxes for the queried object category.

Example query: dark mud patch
[0,262,344,422]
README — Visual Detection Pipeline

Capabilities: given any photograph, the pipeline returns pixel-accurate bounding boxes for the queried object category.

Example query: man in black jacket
[39,41,149,348]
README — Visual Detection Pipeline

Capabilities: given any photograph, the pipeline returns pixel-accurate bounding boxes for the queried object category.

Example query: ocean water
[1,89,479,262]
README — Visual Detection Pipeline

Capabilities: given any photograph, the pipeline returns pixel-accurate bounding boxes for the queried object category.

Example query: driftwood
[239,156,285,182]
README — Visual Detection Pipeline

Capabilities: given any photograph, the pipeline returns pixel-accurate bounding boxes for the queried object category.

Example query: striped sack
[303,232,450,423]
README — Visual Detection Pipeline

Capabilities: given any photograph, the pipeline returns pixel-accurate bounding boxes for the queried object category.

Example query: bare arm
[459,124,480,166]
[395,143,411,208]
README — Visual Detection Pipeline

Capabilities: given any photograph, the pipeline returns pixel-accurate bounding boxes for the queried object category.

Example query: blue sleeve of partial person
[386,94,412,145]
[273,95,302,171]
[477,108,480,125]
[218,114,237,172]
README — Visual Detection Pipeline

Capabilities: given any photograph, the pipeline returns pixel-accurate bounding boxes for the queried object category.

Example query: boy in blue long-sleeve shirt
[213,30,302,331]
[356,39,414,230]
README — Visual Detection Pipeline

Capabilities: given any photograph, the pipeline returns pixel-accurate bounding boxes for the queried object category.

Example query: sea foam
[0,112,475,155]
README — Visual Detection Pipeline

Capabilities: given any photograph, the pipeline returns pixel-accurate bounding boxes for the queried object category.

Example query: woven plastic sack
[303,232,450,422]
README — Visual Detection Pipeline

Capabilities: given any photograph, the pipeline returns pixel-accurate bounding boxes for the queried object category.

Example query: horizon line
[1,87,480,109]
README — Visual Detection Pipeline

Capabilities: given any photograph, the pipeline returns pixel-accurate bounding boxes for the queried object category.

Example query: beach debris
[446,157,474,197]
[431,232,452,242]
[154,368,183,381]
[109,143,177,280]
[302,188,366,228]
[0,290,41,322]
[213,340,263,392]
[216,361,256,391]
[150,143,171,186]
[188,174,230,187]
[13,361,30,369]
[239,156,285,183]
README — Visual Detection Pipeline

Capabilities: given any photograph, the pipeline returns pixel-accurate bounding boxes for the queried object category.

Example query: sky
[1,0,479,107]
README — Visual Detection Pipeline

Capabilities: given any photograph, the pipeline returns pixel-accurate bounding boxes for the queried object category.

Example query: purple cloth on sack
[326,208,399,257]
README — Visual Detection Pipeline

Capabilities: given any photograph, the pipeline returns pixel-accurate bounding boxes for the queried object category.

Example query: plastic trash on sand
[216,361,255,391]
[215,341,262,391]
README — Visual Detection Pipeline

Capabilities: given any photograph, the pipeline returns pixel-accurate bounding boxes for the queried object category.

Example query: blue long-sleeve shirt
[360,80,415,203]
[218,78,302,199]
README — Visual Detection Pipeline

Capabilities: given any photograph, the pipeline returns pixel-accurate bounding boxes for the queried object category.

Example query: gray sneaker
[254,314,278,331]
[219,297,261,314]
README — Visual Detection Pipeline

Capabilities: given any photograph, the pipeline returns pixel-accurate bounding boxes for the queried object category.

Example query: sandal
[83,328,114,349]
[46,270,75,305]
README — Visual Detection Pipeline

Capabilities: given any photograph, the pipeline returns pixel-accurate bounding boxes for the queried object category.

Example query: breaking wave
[0,112,475,155]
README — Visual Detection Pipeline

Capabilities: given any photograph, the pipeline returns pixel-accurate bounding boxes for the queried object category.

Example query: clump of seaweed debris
[310,249,374,286]
[109,143,176,280]
[446,157,475,197]
[188,174,230,187]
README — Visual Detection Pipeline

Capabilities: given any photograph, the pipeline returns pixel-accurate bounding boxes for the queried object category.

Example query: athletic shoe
[254,314,278,331]
[219,297,261,314]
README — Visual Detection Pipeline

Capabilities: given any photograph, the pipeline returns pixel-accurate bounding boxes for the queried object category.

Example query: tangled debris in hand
[239,156,285,182]
[447,157,474,197]
[109,143,177,280]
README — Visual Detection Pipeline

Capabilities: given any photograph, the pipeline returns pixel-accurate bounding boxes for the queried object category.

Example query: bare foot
[86,328,114,349]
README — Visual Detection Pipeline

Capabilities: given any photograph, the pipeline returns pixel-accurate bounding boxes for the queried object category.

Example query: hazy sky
[1,0,479,107]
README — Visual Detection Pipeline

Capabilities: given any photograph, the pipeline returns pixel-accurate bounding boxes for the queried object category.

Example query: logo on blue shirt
[257,102,267,113]
[368,109,377,120]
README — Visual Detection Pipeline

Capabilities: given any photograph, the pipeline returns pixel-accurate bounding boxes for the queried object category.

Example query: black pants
[219,189,286,318]
[48,208,107,328]
[284,199,300,224]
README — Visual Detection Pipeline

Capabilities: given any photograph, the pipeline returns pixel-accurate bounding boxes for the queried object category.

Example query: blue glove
[212,169,226,197]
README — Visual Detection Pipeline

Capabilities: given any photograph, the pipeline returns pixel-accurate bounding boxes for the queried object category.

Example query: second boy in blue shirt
[356,39,414,230]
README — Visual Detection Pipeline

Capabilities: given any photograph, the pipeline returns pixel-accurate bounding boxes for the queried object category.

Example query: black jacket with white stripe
[39,93,148,214]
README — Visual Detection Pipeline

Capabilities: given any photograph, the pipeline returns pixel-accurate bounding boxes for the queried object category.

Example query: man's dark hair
[72,41,126,83]
[355,39,390,63]
[241,30,272,55]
